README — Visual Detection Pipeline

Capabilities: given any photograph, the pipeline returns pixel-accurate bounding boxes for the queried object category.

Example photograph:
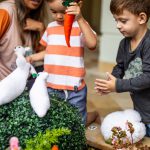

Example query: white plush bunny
[29,72,50,117]
[14,46,37,76]
[0,55,31,105]
[101,109,146,144]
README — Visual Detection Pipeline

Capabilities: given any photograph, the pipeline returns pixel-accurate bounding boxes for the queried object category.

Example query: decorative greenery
[0,91,86,150]
[62,0,79,7]
[25,128,71,150]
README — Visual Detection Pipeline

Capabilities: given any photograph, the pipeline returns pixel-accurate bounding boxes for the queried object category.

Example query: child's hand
[26,55,33,64]
[24,18,44,32]
[65,1,83,20]
[94,72,117,94]
[95,88,110,96]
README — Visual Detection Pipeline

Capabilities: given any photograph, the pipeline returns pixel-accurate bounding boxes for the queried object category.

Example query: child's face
[113,9,143,38]
[48,0,66,24]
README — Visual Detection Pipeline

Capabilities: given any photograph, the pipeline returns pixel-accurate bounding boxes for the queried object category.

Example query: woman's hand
[24,18,44,33]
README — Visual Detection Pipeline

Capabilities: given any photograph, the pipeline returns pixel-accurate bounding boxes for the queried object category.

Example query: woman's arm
[24,18,45,36]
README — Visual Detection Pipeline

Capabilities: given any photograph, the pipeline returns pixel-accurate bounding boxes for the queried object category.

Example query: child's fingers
[95,89,110,96]
[95,82,107,89]
[69,2,78,6]
[95,79,107,83]
[94,86,108,91]
[95,89,104,96]
[66,6,78,12]
[100,92,109,96]
[26,56,33,64]
[95,80,108,87]
[69,1,82,8]
[102,90,111,93]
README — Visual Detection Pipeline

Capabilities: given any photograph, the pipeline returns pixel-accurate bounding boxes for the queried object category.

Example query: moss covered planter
[0,92,86,150]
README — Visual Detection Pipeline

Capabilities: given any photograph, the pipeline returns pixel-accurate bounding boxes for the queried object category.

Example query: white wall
[99,0,123,63]
[99,0,150,64]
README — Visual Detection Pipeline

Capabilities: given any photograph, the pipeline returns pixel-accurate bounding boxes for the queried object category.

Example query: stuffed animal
[0,55,31,105]
[101,109,146,144]
[29,72,50,117]
[14,46,37,76]
[9,137,20,150]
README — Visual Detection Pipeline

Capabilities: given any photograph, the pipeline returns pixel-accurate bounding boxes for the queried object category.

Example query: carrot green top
[62,0,79,7]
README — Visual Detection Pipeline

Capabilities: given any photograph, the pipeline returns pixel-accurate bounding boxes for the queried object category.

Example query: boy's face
[113,9,143,38]
[48,0,66,24]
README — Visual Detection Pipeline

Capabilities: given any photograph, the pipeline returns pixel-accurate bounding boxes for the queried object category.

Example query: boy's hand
[95,88,110,96]
[94,72,117,94]
[24,18,44,32]
[65,1,83,20]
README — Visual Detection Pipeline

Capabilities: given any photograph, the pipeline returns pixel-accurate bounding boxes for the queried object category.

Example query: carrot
[51,145,59,150]
[62,0,80,47]
[64,14,75,47]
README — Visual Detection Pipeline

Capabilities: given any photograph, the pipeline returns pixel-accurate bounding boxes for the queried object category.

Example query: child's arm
[66,1,97,49]
[111,42,125,78]
[113,44,150,93]
[96,45,150,94]
[26,50,45,64]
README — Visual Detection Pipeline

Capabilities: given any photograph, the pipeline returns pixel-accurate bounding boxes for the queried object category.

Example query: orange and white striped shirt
[40,21,86,91]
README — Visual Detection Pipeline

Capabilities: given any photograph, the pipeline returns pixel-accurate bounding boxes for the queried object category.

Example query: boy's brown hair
[110,0,150,19]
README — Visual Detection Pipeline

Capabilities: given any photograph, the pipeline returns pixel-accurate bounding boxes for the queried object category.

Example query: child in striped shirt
[27,0,97,125]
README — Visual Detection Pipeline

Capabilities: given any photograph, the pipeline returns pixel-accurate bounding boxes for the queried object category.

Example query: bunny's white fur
[0,46,38,105]
[101,109,146,143]
[0,56,30,105]
[29,72,50,117]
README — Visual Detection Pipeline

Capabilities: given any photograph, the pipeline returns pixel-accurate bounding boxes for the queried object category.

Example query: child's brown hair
[110,0,150,19]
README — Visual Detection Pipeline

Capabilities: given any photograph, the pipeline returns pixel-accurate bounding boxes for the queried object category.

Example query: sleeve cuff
[116,79,128,93]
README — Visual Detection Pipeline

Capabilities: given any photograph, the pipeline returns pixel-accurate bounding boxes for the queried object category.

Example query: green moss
[0,92,86,150]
